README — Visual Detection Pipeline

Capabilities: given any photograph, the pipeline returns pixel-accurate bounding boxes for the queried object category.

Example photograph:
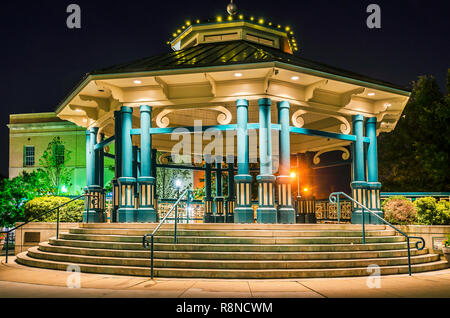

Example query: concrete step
[78,223,387,231]
[48,238,411,252]
[38,242,429,260]
[58,233,405,245]
[26,247,440,269]
[16,252,448,278]
[69,228,397,237]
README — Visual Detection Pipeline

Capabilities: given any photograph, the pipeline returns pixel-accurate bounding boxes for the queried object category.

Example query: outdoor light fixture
[303,188,309,192]
[234,72,243,77]
[133,80,142,84]
[291,76,299,80]
[61,185,68,193]
[290,171,296,178]
[174,179,183,189]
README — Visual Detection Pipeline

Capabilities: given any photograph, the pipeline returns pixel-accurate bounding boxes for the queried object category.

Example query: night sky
[0,0,449,178]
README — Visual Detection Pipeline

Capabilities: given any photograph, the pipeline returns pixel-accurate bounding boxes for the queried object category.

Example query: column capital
[120,106,133,113]
[277,100,290,109]
[236,99,248,107]
[89,127,99,134]
[366,117,377,124]
[258,97,272,106]
[352,114,364,122]
[140,105,151,112]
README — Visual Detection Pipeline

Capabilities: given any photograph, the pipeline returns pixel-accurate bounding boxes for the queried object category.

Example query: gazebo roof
[91,40,409,93]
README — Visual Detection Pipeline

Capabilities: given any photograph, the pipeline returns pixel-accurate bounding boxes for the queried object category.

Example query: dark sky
[0,0,449,178]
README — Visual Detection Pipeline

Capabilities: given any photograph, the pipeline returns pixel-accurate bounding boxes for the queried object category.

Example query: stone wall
[14,222,80,255]
[396,225,450,255]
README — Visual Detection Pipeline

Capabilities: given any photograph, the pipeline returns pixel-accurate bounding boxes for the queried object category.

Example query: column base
[256,175,277,224]
[203,198,214,223]
[118,208,137,223]
[351,181,383,224]
[278,208,296,224]
[257,208,278,224]
[225,199,235,223]
[214,196,225,223]
[136,208,158,223]
[296,214,306,224]
[234,208,254,223]
[83,211,106,223]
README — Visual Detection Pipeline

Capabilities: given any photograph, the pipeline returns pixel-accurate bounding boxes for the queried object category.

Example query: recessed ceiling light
[368,92,375,96]
[133,80,142,84]
[75,109,82,112]
[291,76,299,80]
[234,73,242,77]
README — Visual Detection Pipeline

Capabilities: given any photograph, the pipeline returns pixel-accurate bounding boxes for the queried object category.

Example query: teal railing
[0,192,95,263]
[142,189,193,279]
[329,192,425,276]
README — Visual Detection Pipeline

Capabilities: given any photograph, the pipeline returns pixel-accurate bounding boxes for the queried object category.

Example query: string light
[167,16,298,53]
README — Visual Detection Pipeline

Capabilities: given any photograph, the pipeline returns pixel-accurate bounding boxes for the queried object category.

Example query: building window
[24,146,35,167]
[54,144,65,165]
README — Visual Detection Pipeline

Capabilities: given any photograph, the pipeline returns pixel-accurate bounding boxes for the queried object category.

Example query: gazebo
[55,5,410,225]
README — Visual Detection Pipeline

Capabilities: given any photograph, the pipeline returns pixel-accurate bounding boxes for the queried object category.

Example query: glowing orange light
[303,188,309,192]
[290,172,296,178]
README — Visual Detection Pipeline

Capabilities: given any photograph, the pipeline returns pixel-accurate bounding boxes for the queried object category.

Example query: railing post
[5,232,9,263]
[362,207,366,244]
[174,203,178,244]
[56,207,60,239]
[87,193,91,224]
[407,237,412,276]
[150,235,154,279]
[337,195,340,224]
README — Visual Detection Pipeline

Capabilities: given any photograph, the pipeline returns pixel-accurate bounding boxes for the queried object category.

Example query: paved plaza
[0,256,449,298]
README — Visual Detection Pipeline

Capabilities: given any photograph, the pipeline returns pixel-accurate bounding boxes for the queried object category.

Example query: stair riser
[69,228,396,237]
[38,244,428,260]
[59,234,405,244]
[28,249,439,269]
[79,223,387,231]
[49,239,410,252]
[16,255,448,279]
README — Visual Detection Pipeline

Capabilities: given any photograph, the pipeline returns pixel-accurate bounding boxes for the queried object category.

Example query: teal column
[256,98,277,223]
[111,111,122,223]
[214,157,225,223]
[118,106,137,222]
[203,155,213,223]
[83,127,105,223]
[365,117,382,223]
[351,114,368,224]
[234,99,253,223]
[98,133,105,188]
[276,101,295,224]
[137,105,157,222]
[225,155,235,223]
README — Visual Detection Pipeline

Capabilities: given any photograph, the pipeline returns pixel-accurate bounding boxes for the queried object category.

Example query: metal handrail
[329,192,425,276]
[1,192,96,263]
[142,189,192,279]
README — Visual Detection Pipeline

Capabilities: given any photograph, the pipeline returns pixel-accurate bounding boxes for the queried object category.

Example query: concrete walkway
[1,257,449,298]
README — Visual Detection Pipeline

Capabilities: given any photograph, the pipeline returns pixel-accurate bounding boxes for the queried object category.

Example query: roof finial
[227,0,238,16]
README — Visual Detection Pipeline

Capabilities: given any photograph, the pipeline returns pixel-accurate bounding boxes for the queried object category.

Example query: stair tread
[17,251,447,272]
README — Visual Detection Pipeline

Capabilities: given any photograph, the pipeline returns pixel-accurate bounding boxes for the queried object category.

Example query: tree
[378,70,450,191]
[38,137,74,195]
[0,171,50,227]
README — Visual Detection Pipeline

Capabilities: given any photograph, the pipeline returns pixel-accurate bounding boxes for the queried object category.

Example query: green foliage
[444,233,450,247]
[382,196,417,225]
[38,136,74,195]
[378,70,450,192]
[0,171,50,227]
[415,197,450,225]
[24,196,84,222]
[156,152,193,199]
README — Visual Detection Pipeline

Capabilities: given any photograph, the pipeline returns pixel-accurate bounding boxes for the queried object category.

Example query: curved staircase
[16,223,447,279]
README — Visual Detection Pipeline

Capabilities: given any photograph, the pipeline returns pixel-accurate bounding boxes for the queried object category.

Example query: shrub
[24,196,84,222]
[382,196,417,225]
[415,197,450,225]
